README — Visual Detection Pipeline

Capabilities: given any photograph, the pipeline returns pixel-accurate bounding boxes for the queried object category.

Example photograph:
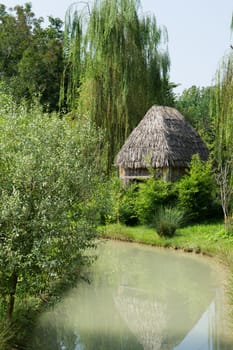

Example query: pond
[31,240,232,349]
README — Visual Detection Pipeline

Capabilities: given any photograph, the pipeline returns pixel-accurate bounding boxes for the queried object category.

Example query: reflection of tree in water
[31,284,143,350]
[31,323,79,350]
[114,286,167,350]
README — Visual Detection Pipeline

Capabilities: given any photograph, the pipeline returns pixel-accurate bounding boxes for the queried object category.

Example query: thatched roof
[115,105,209,169]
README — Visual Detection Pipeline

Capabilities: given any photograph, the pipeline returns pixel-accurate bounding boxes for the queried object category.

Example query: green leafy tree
[0,3,64,111]
[0,99,105,320]
[62,0,174,169]
[176,85,214,146]
[0,3,33,78]
[18,16,64,111]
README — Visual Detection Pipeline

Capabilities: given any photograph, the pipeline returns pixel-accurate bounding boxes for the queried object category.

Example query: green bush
[95,177,121,225]
[176,155,217,222]
[135,178,177,225]
[154,207,184,237]
[119,183,139,226]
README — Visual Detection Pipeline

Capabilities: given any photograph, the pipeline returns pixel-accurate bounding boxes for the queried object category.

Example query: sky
[1,0,233,94]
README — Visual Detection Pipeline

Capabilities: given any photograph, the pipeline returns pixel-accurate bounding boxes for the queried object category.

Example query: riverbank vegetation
[0,92,109,348]
[99,221,232,257]
[0,0,233,349]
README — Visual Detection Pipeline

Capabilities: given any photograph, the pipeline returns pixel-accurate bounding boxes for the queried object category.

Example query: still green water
[32,240,231,349]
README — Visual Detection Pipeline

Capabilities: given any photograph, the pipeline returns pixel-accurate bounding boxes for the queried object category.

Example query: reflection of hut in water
[114,286,167,350]
[115,106,209,184]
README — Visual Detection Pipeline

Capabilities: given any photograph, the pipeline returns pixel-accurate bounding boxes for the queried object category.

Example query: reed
[154,207,184,237]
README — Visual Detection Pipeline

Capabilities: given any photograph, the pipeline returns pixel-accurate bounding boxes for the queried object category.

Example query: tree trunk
[6,272,18,320]
[224,214,233,233]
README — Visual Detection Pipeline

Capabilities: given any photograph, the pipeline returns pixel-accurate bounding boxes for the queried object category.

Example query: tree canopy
[0,93,106,320]
[176,85,214,146]
[62,0,174,169]
[0,3,64,111]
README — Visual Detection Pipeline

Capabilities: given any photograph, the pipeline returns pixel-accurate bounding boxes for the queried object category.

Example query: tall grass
[154,207,184,237]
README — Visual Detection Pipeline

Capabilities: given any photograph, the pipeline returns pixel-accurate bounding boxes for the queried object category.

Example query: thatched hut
[115,105,209,183]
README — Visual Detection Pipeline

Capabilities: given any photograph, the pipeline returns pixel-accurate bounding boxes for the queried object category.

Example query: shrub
[176,154,217,222]
[96,177,122,225]
[154,207,184,237]
[135,178,177,225]
[119,182,139,226]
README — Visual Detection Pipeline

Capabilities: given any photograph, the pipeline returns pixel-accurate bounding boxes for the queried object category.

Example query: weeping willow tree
[61,0,172,170]
[212,52,233,228]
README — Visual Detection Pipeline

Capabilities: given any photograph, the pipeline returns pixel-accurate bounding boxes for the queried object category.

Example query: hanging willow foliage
[61,0,172,169]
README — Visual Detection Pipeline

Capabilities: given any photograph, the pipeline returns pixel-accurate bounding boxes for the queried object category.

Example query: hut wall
[125,168,150,177]
[119,166,186,185]
[162,167,186,181]
[119,167,150,185]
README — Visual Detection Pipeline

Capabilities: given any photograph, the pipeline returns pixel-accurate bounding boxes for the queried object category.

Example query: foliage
[176,154,217,221]
[0,3,33,77]
[18,16,64,111]
[211,52,233,226]
[176,85,214,146]
[119,182,139,226]
[111,157,218,227]
[62,0,174,169]
[93,176,121,225]
[154,206,184,237]
[135,177,177,225]
[0,98,105,320]
[0,82,14,114]
[97,178,139,226]
[0,3,64,111]
[0,320,14,350]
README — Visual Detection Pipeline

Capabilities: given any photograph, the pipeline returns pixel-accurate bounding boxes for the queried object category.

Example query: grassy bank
[98,221,233,255]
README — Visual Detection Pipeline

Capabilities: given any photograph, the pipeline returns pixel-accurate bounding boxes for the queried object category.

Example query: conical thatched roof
[115,106,209,169]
